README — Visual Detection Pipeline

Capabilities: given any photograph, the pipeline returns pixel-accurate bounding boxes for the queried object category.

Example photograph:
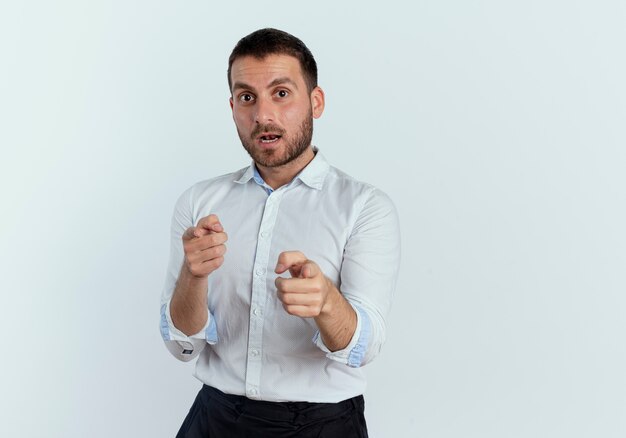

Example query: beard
[237,111,313,168]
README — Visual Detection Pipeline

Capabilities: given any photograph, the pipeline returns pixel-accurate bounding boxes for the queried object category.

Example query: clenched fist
[182,214,228,278]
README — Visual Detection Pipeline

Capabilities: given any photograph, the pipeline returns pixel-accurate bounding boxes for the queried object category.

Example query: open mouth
[259,134,282,144]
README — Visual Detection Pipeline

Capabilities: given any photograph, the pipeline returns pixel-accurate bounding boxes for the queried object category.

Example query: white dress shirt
[160,149,400,403]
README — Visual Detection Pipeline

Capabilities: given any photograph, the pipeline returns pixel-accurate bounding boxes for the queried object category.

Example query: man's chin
[255,153,291,168]
[246,146,300,168]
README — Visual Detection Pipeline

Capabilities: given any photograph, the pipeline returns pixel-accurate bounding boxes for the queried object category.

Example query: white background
[1,1,625,437]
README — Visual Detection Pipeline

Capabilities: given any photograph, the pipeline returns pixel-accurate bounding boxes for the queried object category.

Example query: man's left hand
[274,251,333,318]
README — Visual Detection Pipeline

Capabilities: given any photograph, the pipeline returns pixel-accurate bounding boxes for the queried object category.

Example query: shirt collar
[233,147,330,191]
[295,147,330,190]
[234,164,255,184]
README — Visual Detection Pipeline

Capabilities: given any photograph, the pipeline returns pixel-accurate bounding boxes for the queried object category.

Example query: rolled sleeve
[312,303,372,368]
[160,300,217,362]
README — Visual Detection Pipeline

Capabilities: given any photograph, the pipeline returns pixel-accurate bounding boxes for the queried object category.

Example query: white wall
[1,1,625,437]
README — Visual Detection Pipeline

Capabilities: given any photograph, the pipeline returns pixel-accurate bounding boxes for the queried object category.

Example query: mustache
[251,124,286,138]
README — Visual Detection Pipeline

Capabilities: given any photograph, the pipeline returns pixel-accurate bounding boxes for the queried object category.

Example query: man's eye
[239,94,254,102]
[276,90,288,98]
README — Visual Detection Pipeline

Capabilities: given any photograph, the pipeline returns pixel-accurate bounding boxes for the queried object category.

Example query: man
[160,28,400,437]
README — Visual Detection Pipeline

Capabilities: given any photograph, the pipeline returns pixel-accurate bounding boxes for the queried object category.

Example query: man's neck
[256,147,315,190]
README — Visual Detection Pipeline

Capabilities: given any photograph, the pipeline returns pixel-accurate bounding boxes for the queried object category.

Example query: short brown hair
[228,28,318,93]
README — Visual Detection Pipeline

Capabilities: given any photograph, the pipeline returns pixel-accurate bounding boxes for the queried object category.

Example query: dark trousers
[176,385,369,438]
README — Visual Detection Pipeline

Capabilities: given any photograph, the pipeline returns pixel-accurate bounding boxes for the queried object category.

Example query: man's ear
[229,96,234,111]
[311,86,325,119]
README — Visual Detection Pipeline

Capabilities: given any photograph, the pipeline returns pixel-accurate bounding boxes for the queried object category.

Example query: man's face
[229,54,324,168]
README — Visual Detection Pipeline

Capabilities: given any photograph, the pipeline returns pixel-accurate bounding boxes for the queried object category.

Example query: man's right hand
[182,214,228,278]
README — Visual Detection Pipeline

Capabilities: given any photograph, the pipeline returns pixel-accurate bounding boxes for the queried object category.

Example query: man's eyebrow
[268,77,298,89]
[232,81,255,92]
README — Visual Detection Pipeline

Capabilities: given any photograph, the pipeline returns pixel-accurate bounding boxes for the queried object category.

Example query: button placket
[244,191,282,398]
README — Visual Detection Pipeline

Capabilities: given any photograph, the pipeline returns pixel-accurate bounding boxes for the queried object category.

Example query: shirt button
[248,388,258,396]
[260,231,268,238]
[255,268,265,276]
[253,308,262,316]
[251,349,259,356]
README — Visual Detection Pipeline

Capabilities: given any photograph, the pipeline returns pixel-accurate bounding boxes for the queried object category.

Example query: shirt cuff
[160,301,218,362]
[311,303,372,368]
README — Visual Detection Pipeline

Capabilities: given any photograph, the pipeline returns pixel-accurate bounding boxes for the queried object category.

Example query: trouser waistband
[201,384,364,423]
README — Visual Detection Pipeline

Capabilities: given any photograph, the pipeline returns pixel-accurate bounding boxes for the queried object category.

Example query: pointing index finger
[275,251,307,274]
[198,214,223,233]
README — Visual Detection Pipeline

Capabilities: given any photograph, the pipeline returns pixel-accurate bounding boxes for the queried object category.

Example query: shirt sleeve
[312,188,401,367]
[159,187,219,362]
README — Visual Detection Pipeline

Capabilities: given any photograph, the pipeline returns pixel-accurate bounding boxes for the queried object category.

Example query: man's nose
[254,97,275,123]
